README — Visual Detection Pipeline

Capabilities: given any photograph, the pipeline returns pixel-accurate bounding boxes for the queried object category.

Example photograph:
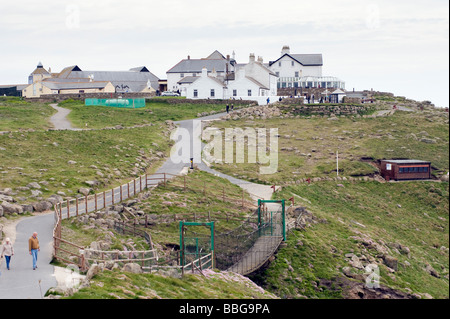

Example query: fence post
[67,199,70,219]
[127,182,130,198]
[120,185,123,202]
[112,188,115,205]
[95,193,97,211]
[140,176,142,192]
[103,191,106,208]
[145,174,148,189]
[84,195,88,215]
[134,178,136,195]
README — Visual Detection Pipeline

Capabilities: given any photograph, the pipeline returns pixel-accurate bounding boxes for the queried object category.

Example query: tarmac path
[0,106,276,298]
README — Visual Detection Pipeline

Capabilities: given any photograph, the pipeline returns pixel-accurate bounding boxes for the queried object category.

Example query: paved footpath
[0,106,275,299]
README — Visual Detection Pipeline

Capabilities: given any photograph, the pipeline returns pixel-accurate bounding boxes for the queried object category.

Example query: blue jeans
[31,249,38,269]
[4,256,11,269]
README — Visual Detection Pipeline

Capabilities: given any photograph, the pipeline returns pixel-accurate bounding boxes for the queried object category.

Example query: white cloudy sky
[0,0,448,107]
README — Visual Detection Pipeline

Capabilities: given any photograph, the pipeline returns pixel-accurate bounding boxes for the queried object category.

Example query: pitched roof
[41,81,111,90]
[129,66,150,72]
[167,59,231,74]
[245,76,269,90]
[205,50,226,60]
[177,76,199,84]
[56,67,160,91]
[269,53,323,66]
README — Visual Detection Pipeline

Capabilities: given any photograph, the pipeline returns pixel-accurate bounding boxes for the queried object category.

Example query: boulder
[1,201,23,214]
[122,263,143,274]
[85,263,100,281]
[425,264,440,278]
[27,182,41,189]
[78,188,91,196]
[383,255,398,271]
[33,201,53,212]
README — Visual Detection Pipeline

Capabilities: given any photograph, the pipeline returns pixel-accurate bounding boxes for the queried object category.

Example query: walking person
[231,103,234,111]
[29,232,40,270]
[226,103,229,113]
[1,238,14,270]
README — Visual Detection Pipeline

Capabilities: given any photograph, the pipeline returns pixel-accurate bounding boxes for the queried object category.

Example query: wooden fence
[52,170,252,273]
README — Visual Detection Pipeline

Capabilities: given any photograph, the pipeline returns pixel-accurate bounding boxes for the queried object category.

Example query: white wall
[186,76,225,99]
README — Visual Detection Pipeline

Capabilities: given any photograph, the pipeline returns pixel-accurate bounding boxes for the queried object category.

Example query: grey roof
[245,76,269,90]
[269,53,323,66]
[42,81,111,90]
[205,50,226,60]
[167,59,231,74]
[382,160,431,164]
[60,69,159,91]
[290,54,323,66]
[177,76,199,84]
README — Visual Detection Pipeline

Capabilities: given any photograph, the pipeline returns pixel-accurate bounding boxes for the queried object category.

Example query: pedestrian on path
[29,232,40,270]
[1,238,14,270]
[226,104,229,113]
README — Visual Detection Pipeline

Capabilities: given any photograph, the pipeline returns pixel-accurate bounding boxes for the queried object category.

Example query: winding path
[49,103,83,131]
[0,105,276,299]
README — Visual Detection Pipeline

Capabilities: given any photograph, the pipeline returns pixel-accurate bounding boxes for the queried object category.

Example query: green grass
[67,270,277,299]
[0,125,171,202]
[209,110,449,184]
[0,97,55,131]
[254,181,449,299]
[60,99,233,129]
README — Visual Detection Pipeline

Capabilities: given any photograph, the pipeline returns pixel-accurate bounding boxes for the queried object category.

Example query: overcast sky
[0,0,448,107]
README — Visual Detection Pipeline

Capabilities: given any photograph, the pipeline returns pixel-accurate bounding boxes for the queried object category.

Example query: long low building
[19,62,159,98]
[22,80,115,98]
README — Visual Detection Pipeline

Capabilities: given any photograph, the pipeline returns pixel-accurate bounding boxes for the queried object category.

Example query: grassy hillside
[65,270,277,299]
[210,108,449,184]
[253,180,449,299]
[0,97,55,131]
[0,125,171,203]
[60,99,233,129]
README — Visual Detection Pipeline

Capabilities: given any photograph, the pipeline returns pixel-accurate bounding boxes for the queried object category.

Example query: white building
[269,45,345,90]
[180,53,278,105]
[183,67,227,99]
[167,50,236,92]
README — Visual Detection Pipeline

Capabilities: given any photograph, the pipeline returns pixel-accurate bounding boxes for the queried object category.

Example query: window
[193,89,198,97]
[180,73,184,78]
[278,62,281,67]
[192,73,196,77]
[210,89,215,97]
[248,90,252,96]
[291,61,295,67]
[276,72,279,77]
[233,89,237,97]
[295,72,299,77]
[424,167,429,172]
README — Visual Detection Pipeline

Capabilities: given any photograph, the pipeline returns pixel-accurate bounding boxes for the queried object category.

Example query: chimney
[257,56,263,63]
[249,53,255,63]
[187,55,190,60]
[226,54,230,61]
[281,45,290,55]
[201,67,208,77]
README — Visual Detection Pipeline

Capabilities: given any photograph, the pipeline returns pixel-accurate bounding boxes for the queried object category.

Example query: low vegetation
[0,97,55,131]
[209,108,449,184]
[251,180,449,299]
